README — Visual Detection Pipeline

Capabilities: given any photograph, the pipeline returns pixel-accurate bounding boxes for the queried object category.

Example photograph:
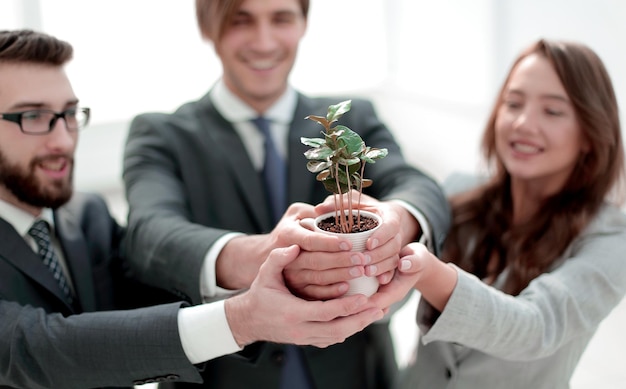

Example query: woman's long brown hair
[444,39,625,295]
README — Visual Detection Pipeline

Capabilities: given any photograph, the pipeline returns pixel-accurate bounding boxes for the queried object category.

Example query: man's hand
[218,202,365,299]
[270,202,374,301]
[218,195,422,302]
[313,191,420,285]
[225,245,384,348]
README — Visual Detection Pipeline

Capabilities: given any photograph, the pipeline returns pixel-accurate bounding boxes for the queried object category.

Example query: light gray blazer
[398,175,626,389]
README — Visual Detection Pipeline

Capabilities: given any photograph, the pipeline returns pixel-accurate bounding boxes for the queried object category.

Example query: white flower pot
[312,210,381,297]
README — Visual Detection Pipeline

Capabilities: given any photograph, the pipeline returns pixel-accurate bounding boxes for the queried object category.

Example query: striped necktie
[28,219,74,304]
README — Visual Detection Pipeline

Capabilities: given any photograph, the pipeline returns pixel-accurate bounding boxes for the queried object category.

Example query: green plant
[301,100,388,233]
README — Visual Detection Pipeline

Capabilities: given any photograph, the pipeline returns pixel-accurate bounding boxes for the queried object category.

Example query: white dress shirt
[198,79,297,300]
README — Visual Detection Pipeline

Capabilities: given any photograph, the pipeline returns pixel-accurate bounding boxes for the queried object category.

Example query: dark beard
[0,151,73,209]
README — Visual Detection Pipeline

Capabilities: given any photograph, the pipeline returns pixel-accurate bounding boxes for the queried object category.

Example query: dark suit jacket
[0,193,201,389]
[123,93,451,389]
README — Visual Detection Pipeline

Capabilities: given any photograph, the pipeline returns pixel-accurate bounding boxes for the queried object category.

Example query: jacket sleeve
[417,207,626,361]
[122,112,228,304]
[0,300,202,389]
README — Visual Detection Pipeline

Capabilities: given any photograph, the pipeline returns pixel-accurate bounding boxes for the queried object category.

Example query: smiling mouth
[512,142,542,154]
[35,156,71,174]
[249,59,278,70]
[40,159,66,171]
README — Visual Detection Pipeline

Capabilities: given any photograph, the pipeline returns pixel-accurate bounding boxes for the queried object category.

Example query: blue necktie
[251,117,312,388]
[29,220,74,305]
[251,117,287,224]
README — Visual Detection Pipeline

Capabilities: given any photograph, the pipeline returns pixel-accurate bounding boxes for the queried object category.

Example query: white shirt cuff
[177,300,242,364]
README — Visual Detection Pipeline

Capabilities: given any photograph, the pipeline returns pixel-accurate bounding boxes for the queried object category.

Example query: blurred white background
[2,1,625,387]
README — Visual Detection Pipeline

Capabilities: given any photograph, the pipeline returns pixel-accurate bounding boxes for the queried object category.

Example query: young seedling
[301,100,388,233]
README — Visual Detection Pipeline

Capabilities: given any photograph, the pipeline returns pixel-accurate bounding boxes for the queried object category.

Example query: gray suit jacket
[0,193,201,389]
[398,176,626,388]
[123,92,451,389]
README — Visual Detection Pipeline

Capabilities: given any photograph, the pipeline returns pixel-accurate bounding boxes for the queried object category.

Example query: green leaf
[331,127,344,136]
[322,177,350,194]
[362,147,388,163]
[304,146,334,160]
[337,156,361,166]
[326,100,352,123]
[306,160,331,173]
[335,126,365,156]
[322,179,343,194]
[349,164,361,174]
[300,137,326,148]
[334,168,351,184]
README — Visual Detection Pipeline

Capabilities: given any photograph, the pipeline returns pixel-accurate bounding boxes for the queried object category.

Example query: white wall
[3,0,624,188]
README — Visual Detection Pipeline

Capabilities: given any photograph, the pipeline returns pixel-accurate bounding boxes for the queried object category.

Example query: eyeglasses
[0,107,90,135]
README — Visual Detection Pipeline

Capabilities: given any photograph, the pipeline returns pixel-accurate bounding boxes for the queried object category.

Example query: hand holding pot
[226,245,385,348]
[313,191,414,284]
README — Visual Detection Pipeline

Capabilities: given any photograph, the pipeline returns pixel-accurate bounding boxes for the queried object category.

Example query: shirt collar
[0,198,55,237]
[209,78,297,125]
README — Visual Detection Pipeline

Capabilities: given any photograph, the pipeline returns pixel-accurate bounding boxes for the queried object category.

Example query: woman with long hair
[397,39,626,388]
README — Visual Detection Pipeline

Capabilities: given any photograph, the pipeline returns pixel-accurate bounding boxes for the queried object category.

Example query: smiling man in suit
[122,0,451,388]
[0,29,392,389]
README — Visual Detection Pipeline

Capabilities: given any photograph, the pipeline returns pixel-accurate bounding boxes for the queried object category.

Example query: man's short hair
[195,0,309,42]
[0,29,73,65]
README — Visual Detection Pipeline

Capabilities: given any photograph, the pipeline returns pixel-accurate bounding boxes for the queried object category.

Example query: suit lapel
[54,207,97,312]
[0,218,74,311]
[195,94,273,231]
[193,93,327,228]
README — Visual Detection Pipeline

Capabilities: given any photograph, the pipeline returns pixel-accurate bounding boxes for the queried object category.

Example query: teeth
[40,159,65,171]
[513,142,540,153]
[250,59,276,70]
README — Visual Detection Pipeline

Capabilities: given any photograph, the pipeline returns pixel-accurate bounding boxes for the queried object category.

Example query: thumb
[299,218,316,231]
[261,244,301,276]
